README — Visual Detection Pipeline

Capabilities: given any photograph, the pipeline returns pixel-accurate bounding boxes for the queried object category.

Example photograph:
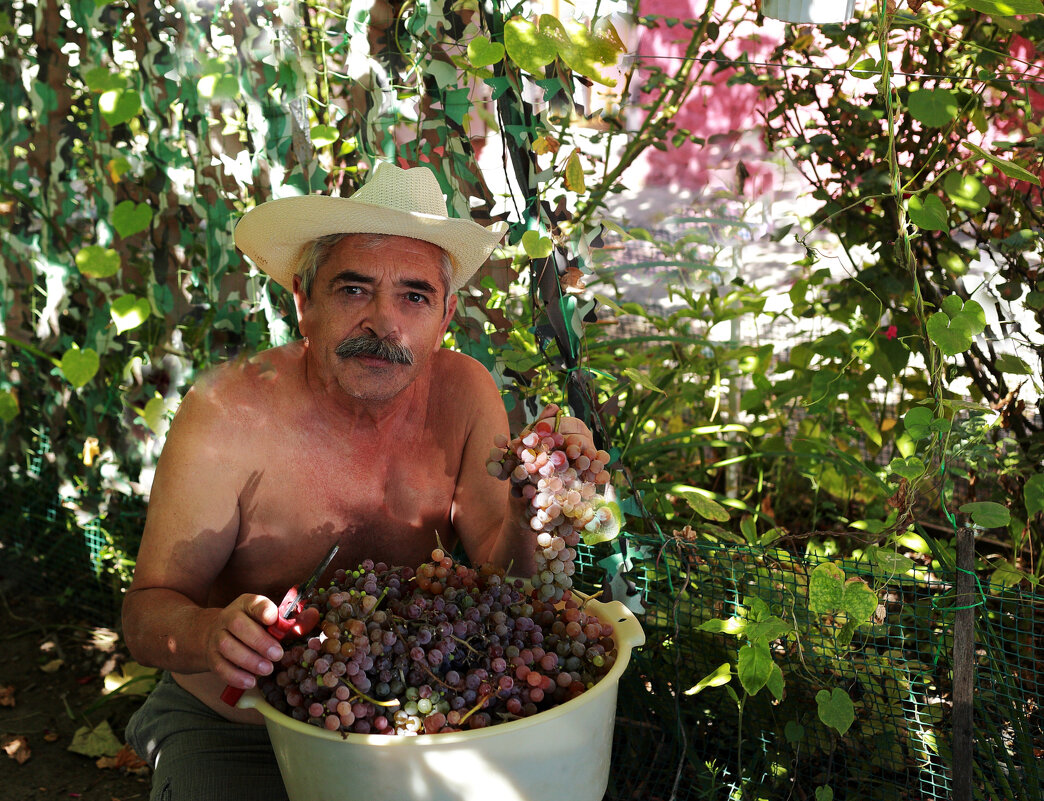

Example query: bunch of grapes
[260,549,616,737]
[485,415,613,602]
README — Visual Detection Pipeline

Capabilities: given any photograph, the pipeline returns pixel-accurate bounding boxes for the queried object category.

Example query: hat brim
[234,195,507,293]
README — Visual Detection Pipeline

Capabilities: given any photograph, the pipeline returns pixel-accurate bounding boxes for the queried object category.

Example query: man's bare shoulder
[174,342,306,433]
[432,348,499,396]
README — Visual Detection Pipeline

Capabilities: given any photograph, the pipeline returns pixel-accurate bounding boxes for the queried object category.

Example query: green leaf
[0,389,18,422]
[621,367,666,396]
[889,455,926,480]
[504,17,560,75]
[68,720,122,758]
[670,485,730,521]
[581,499,622,545]
[926,311,975,356]
[964,141,1041,186]
[558,18,625,87]
[816,688,855,736]
[990,560,1032,588]
[84,67,125,93]
[99,88,141,126]
[958,0,1044,14]
[809,562,844,614]
[60,346,100,388]
[75,245,121,279]
[959,501,1010,528]
[906,195,948,231]
[737,641,773,697]
[766,662,785,701]
[310,124,339,147]
[467,35,505,68]
[110,295,151,334]
[994,353,1033,375]
[1025,473,1044,518]
[112,200,153,238]
[903,406,934,440]
[521,230,553,259]
[840,578,878,623]
[143,396,169,435]
[867,546,914,576]
[815,786,835,801]
[907,88,959,127]
[943,172,990,213]
[684,662,732,695]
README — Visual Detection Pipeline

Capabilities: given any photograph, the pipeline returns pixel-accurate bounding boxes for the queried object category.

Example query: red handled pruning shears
[220,542,339,706]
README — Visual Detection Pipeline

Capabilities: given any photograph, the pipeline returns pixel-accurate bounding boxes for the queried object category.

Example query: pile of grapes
[485,415,615,603]
[260,549,616,736]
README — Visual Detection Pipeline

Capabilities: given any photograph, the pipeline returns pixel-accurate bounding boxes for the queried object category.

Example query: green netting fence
[573,535,1044,801]
[3,464,1042,801]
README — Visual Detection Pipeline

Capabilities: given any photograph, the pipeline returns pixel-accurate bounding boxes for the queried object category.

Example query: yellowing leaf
[68,720,122,758]
[564,149,586,193]
[104,661,159,697]
[39,658,64,673]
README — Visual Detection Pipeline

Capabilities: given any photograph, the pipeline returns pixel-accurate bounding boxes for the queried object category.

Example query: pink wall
[630,0,784,200]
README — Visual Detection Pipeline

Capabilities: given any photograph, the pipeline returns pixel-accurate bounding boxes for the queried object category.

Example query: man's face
[294,234,457,403]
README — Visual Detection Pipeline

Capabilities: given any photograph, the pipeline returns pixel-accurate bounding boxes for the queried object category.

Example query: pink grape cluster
[486,416,612,603]
[259,550,616,736]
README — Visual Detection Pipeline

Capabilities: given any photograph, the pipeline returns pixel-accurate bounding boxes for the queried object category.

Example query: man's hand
[204,594,320,689]
[528,403,596,446]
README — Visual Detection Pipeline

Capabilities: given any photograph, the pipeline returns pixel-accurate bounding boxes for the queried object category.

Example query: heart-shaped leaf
[840,578,878,623]
[0,389,18,422]
[889,456,926,480]
[943,172,990,213]
[907,88,959,127]
[467,35,505,68]
[521,230,553,259]
[75,245,121,279]
[84,67,125,93]
[110,295,151,334]
[903,406,934,440]
[558,18,625,87]
[868,546,914,576]
[310,124,338,147]
[816,687,855,736]
[504,17,560,75]
[60,346,100,388]
[112,200,153,238]
[99,88,141,126]
[815,786,835,801]
[907,194,948,231]
[809,562,844,614]
[926,311,975,355]
[68,720,122,758]
[959,501,1010,529]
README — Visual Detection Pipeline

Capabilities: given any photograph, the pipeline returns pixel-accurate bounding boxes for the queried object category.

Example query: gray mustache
[335,334,414,365]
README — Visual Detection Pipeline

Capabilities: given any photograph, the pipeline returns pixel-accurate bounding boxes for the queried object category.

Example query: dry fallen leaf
[2,734,31,764]
[103,661,158,696]
[0,685,14,707]
[96,743,149,776]
[39,658,65,674]
[43,731,59,743]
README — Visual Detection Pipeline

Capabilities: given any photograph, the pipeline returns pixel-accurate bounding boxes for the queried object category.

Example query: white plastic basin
[238,595,645,801]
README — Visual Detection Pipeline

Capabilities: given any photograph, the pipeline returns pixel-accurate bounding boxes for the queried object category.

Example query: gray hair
[295,233,453,307]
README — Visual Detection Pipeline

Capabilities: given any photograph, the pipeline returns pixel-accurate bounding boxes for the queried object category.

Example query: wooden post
[952,526,975,801]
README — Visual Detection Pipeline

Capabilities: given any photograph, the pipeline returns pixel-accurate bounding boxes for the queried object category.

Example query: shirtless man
[122,164,591,800]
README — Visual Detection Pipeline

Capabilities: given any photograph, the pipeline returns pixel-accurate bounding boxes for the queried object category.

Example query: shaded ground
[0,594,151,801]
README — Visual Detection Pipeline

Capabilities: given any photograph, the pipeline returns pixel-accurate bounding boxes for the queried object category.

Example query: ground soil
[0,594,151,801]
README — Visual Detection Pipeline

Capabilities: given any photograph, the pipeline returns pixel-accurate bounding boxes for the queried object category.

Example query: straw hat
[234,162,508,293]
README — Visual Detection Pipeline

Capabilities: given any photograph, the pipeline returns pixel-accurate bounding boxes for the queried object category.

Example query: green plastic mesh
[573,535,1043,801]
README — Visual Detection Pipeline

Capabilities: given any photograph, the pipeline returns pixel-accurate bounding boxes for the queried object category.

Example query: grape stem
[416,659,460,691]
[361,587,390,622]
[456,691,494,726]
[338,677,401,708]
[448,634,484,657]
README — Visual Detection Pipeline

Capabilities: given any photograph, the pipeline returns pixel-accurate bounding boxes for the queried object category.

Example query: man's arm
[121,378,303,691]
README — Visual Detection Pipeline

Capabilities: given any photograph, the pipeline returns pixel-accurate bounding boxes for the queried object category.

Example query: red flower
[884,325,898,340]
